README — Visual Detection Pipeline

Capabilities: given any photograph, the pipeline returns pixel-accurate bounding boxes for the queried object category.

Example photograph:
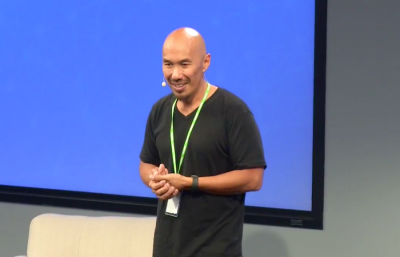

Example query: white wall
[1,0,400,256]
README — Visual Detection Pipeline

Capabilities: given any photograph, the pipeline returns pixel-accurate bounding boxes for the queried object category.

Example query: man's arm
[197,168,264,194]
[139,105,161,188]
[139,161,158,188]
[198,105,266,194]
[178,167,264,194]
[138,106,178,199]
[153,167,264,195]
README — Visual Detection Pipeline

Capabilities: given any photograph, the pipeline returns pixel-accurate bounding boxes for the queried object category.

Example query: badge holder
[165,192,181,217]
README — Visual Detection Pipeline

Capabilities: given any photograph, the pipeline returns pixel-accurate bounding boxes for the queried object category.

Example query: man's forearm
[187,168,264,195]
[139,161,158,188]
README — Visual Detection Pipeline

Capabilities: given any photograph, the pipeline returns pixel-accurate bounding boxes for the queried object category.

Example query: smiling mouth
[172,83,187,91]
[173,84,185,88]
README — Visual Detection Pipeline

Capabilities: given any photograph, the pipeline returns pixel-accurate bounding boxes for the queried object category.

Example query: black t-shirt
[140,87,266,257]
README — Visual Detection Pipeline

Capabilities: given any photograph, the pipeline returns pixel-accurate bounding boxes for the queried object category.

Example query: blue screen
[0,0,315,211]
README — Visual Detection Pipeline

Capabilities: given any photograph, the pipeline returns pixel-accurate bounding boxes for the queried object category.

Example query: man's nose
[171,67,183,80]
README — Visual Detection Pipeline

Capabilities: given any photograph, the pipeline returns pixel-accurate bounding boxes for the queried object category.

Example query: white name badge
[165,193,181,217]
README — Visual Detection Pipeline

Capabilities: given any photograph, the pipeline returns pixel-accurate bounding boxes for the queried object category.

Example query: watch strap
[191,175,198,191]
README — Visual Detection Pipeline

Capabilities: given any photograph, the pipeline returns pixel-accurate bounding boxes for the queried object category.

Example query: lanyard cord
[170,83,210,174]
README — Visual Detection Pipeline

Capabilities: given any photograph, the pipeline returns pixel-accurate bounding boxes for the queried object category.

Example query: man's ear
[202,53,211,72]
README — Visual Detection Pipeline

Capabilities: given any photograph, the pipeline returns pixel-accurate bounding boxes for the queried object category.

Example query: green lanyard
[170,83,210,174]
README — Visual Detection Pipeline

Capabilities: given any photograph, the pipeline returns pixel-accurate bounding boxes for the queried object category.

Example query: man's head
[162,27,211,102]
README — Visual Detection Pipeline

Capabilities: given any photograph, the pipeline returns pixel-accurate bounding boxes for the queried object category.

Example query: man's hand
[151,173,192,191]
[149,164,179,200]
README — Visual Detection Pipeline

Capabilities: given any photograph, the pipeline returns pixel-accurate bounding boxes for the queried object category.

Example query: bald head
[162,27,211,102]
[163,27,207,59]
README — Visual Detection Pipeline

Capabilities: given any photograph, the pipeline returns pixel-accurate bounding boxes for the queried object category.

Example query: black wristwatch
[191,175,198,191]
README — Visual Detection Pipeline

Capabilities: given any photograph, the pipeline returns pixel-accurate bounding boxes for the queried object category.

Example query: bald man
[139,28,266,257]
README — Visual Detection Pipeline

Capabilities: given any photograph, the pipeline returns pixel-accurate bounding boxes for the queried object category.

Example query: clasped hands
[149,164,191,200]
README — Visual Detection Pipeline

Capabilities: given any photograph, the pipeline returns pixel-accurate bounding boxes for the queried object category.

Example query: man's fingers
[155,183,170,196]
[149,164,175,201]
[149,180,166,191]
[159,164,165,173]
[150,173,166,181]
[152,174,168,182]
[159,186,177,200]
[149,168,159,180]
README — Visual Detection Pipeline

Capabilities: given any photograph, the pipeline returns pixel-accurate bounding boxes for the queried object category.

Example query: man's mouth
[174,84,185,88]
[172,83,187,91]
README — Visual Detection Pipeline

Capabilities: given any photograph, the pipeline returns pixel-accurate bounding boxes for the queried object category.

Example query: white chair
[14,213,156,257]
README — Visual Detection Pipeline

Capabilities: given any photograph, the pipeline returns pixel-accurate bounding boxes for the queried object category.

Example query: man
[139,27,266,257]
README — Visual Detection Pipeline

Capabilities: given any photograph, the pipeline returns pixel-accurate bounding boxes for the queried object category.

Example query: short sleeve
[139,107,161,166]
[227,108,267,171]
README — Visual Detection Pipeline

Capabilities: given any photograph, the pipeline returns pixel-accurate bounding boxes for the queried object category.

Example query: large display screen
[0,0,326,228]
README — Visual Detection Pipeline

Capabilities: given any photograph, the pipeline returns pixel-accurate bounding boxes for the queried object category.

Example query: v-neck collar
[173,87,221,120]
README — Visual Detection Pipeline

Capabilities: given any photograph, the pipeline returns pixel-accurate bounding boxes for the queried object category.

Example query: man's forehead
[163,40,194,58]
[162,52,193,63]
